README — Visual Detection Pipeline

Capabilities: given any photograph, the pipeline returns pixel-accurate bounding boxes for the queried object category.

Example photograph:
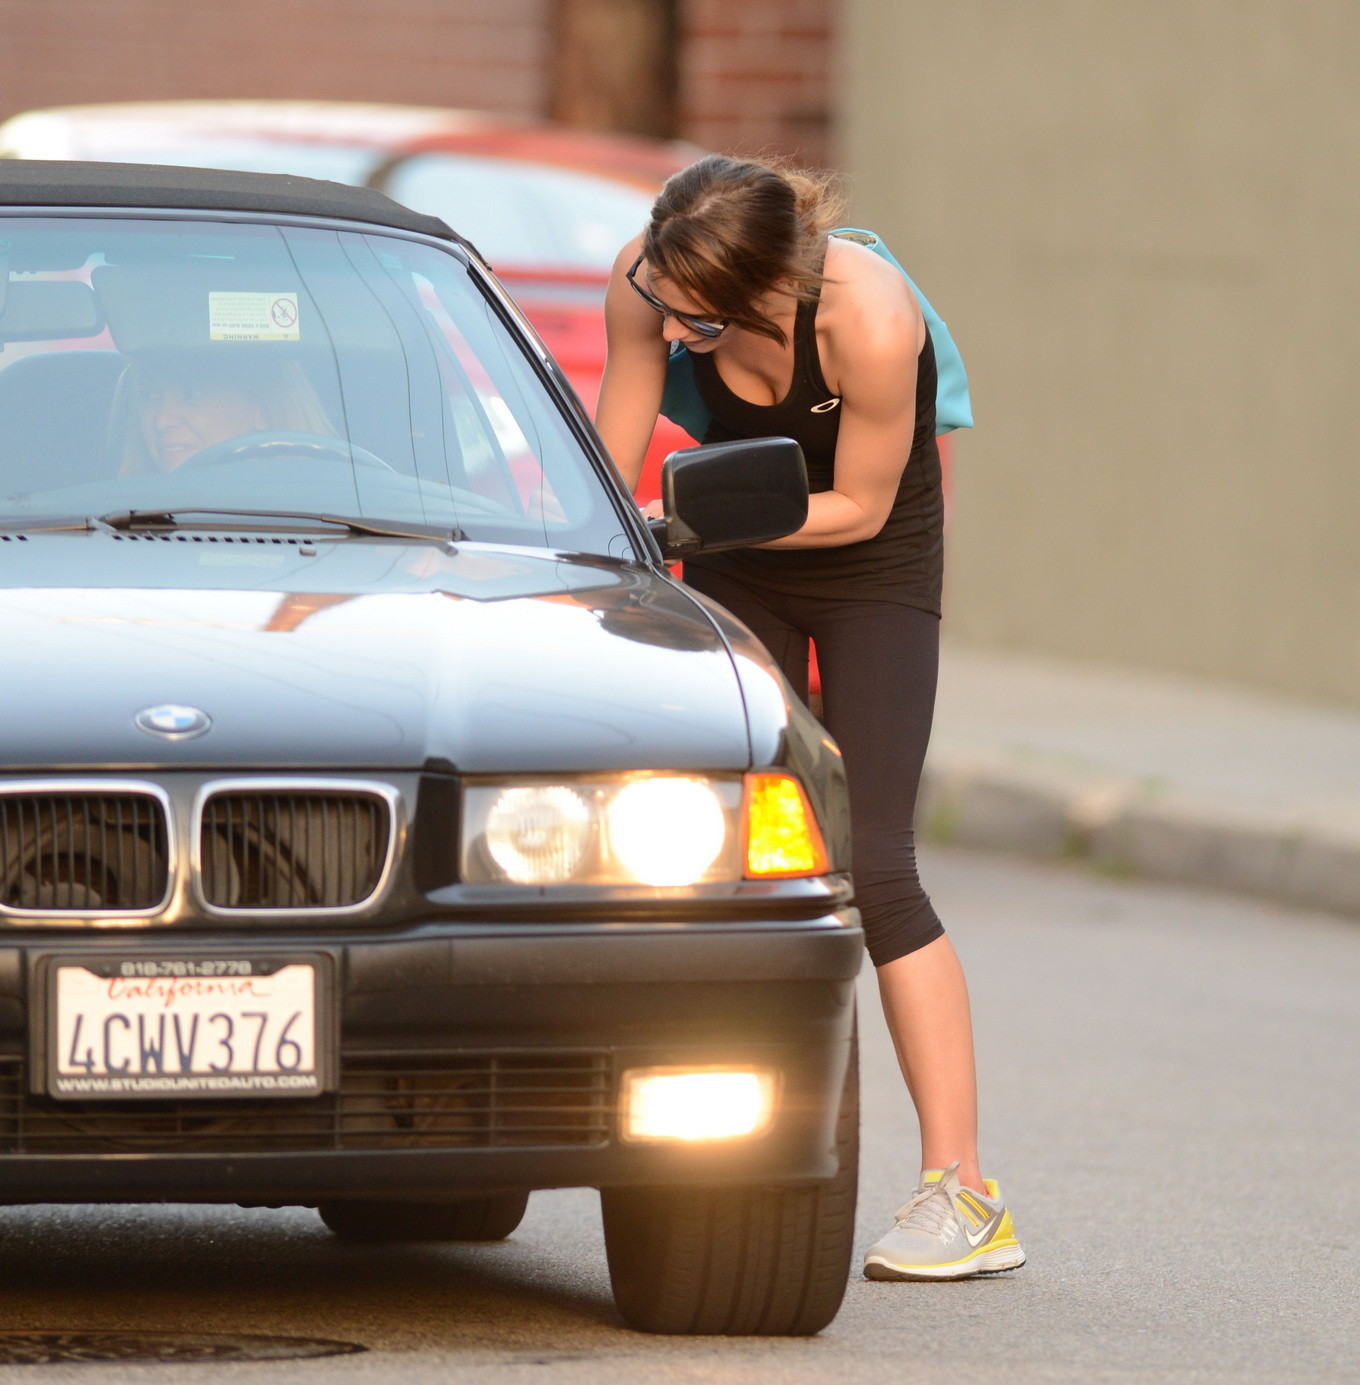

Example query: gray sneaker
[863,1162,1025,1280]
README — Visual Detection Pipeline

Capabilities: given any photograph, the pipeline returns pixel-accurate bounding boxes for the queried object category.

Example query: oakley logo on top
[811,398,841,413]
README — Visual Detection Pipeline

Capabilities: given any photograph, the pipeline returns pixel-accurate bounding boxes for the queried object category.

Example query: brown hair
[641,154,847,346]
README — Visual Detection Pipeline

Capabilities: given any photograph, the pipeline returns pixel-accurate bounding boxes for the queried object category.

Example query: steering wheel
[178,431,395,472]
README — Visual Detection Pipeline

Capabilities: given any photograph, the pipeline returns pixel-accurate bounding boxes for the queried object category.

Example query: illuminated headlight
[483,785,592,884]
[606,777,727,886]
[460,772,828,886]
[463,775,742,885]
[621,1067,778,1142]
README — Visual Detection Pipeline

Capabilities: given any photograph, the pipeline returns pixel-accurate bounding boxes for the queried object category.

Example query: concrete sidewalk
[920,645,1360,920]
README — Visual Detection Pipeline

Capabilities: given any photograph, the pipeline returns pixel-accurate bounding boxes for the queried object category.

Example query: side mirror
[648,437,808,561]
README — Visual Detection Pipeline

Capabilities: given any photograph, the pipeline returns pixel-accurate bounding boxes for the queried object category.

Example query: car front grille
[198,789,391,911]
[0,792,170,913]
[0,1053,612,1154]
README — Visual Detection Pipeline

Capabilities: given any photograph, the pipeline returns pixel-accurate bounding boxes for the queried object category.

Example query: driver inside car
[116,355,336,475]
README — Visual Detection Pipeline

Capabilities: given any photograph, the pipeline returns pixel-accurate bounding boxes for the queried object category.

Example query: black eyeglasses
[626,256,728,339]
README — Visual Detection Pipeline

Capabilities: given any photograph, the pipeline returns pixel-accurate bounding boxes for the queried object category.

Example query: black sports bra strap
[793,293,833,399]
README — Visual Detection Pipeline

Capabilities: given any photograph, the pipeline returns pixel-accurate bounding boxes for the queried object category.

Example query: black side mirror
[648,437,808,561]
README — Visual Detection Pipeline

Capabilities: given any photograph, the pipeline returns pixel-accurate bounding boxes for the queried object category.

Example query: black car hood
[0,536,751,772]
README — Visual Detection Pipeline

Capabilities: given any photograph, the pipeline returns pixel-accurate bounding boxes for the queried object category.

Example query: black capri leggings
[685,568,945,968]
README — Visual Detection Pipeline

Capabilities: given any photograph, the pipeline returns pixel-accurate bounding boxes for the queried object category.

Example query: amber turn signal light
[742,772,829,878]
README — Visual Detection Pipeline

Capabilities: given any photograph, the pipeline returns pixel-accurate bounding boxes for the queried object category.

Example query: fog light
[621,1067,777,1142]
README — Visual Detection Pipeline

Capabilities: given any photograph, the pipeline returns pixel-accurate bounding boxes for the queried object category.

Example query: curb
[917,744,1360,921]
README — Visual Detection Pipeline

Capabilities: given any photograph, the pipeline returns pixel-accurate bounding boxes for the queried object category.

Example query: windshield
[0,215,635,556]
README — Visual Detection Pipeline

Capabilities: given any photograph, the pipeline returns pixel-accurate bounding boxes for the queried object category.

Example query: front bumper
[0,914,861,1204]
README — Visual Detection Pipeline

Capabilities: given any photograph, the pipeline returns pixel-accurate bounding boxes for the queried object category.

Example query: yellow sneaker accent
[863,1163,1026,1281]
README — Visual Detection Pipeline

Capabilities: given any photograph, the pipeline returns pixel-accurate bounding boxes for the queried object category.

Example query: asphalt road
[1,847,1357,1384]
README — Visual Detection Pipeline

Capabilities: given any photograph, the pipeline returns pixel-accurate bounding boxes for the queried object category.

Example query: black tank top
[682,283,945,615]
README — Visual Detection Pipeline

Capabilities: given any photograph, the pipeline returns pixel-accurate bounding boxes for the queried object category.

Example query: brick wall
[0,0,835,165]
[678,0,836,166]
[0,0,550,119]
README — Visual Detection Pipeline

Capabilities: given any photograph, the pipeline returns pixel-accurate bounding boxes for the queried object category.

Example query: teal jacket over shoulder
[659,227,972,443]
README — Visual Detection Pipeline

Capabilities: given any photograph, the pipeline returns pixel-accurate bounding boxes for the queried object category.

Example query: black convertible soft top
[0,159,465,246]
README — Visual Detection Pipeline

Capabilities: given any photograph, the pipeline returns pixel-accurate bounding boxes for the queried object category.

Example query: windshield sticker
[208,291,301,342]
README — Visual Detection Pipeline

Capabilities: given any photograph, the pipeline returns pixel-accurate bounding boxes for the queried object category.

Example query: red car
[365,125,701,507]
[0,101,699,506]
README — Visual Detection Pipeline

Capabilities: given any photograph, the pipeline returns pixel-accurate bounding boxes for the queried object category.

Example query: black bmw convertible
[0,160,860,1335]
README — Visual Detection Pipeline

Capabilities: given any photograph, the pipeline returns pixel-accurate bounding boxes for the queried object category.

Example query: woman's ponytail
[780,163,847,243]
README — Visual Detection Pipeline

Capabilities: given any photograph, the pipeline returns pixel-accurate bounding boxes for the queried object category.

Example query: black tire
[318,1191,529,1242]
[601,1033,859,1335]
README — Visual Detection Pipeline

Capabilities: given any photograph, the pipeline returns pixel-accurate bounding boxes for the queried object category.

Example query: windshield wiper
[0,515,120,535]
[97,509,466,544]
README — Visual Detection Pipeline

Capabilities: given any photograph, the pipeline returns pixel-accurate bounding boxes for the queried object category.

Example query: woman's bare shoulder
[824,235,918,313]
[604,233,668,357]
[610,233,646,279]
[821,235,923,361]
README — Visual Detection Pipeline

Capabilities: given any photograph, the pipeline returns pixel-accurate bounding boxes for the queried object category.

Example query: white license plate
[48,958,325,1100]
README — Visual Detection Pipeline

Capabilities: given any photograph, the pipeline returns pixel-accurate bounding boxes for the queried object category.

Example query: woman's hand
[640,498,665,520]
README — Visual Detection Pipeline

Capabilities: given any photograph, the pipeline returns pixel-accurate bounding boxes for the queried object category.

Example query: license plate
[40,956,333,1100]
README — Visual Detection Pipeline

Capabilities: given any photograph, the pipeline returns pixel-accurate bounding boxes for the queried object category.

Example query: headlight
[606,777,727,886]
[484,784,592,884]
[463,775,742,886]
[460,772,828,886]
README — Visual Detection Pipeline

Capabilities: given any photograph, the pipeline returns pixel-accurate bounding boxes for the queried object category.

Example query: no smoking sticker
[208,291,301,342]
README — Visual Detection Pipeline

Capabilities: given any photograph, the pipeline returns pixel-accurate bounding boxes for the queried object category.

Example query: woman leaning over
[594,154,1024,1282]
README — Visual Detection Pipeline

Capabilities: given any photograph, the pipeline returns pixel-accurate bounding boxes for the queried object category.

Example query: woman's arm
[596,236,670,494]
[761,249,923,549]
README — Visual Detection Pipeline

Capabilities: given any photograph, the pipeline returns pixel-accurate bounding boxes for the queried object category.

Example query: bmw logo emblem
[134,705,212,740]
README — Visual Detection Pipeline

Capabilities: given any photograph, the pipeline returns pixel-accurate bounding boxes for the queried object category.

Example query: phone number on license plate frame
[37,955,335,1100]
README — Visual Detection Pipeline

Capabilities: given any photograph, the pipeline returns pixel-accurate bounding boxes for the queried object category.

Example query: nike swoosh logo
[963,1211,1005,1248]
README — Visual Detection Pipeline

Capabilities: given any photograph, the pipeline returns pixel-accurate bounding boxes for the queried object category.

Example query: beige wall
[842,2,1360,703]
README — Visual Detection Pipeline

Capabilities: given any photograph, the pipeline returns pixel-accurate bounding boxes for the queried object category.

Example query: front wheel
[318,1191,529,1242]
[600,1035,858,1335]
